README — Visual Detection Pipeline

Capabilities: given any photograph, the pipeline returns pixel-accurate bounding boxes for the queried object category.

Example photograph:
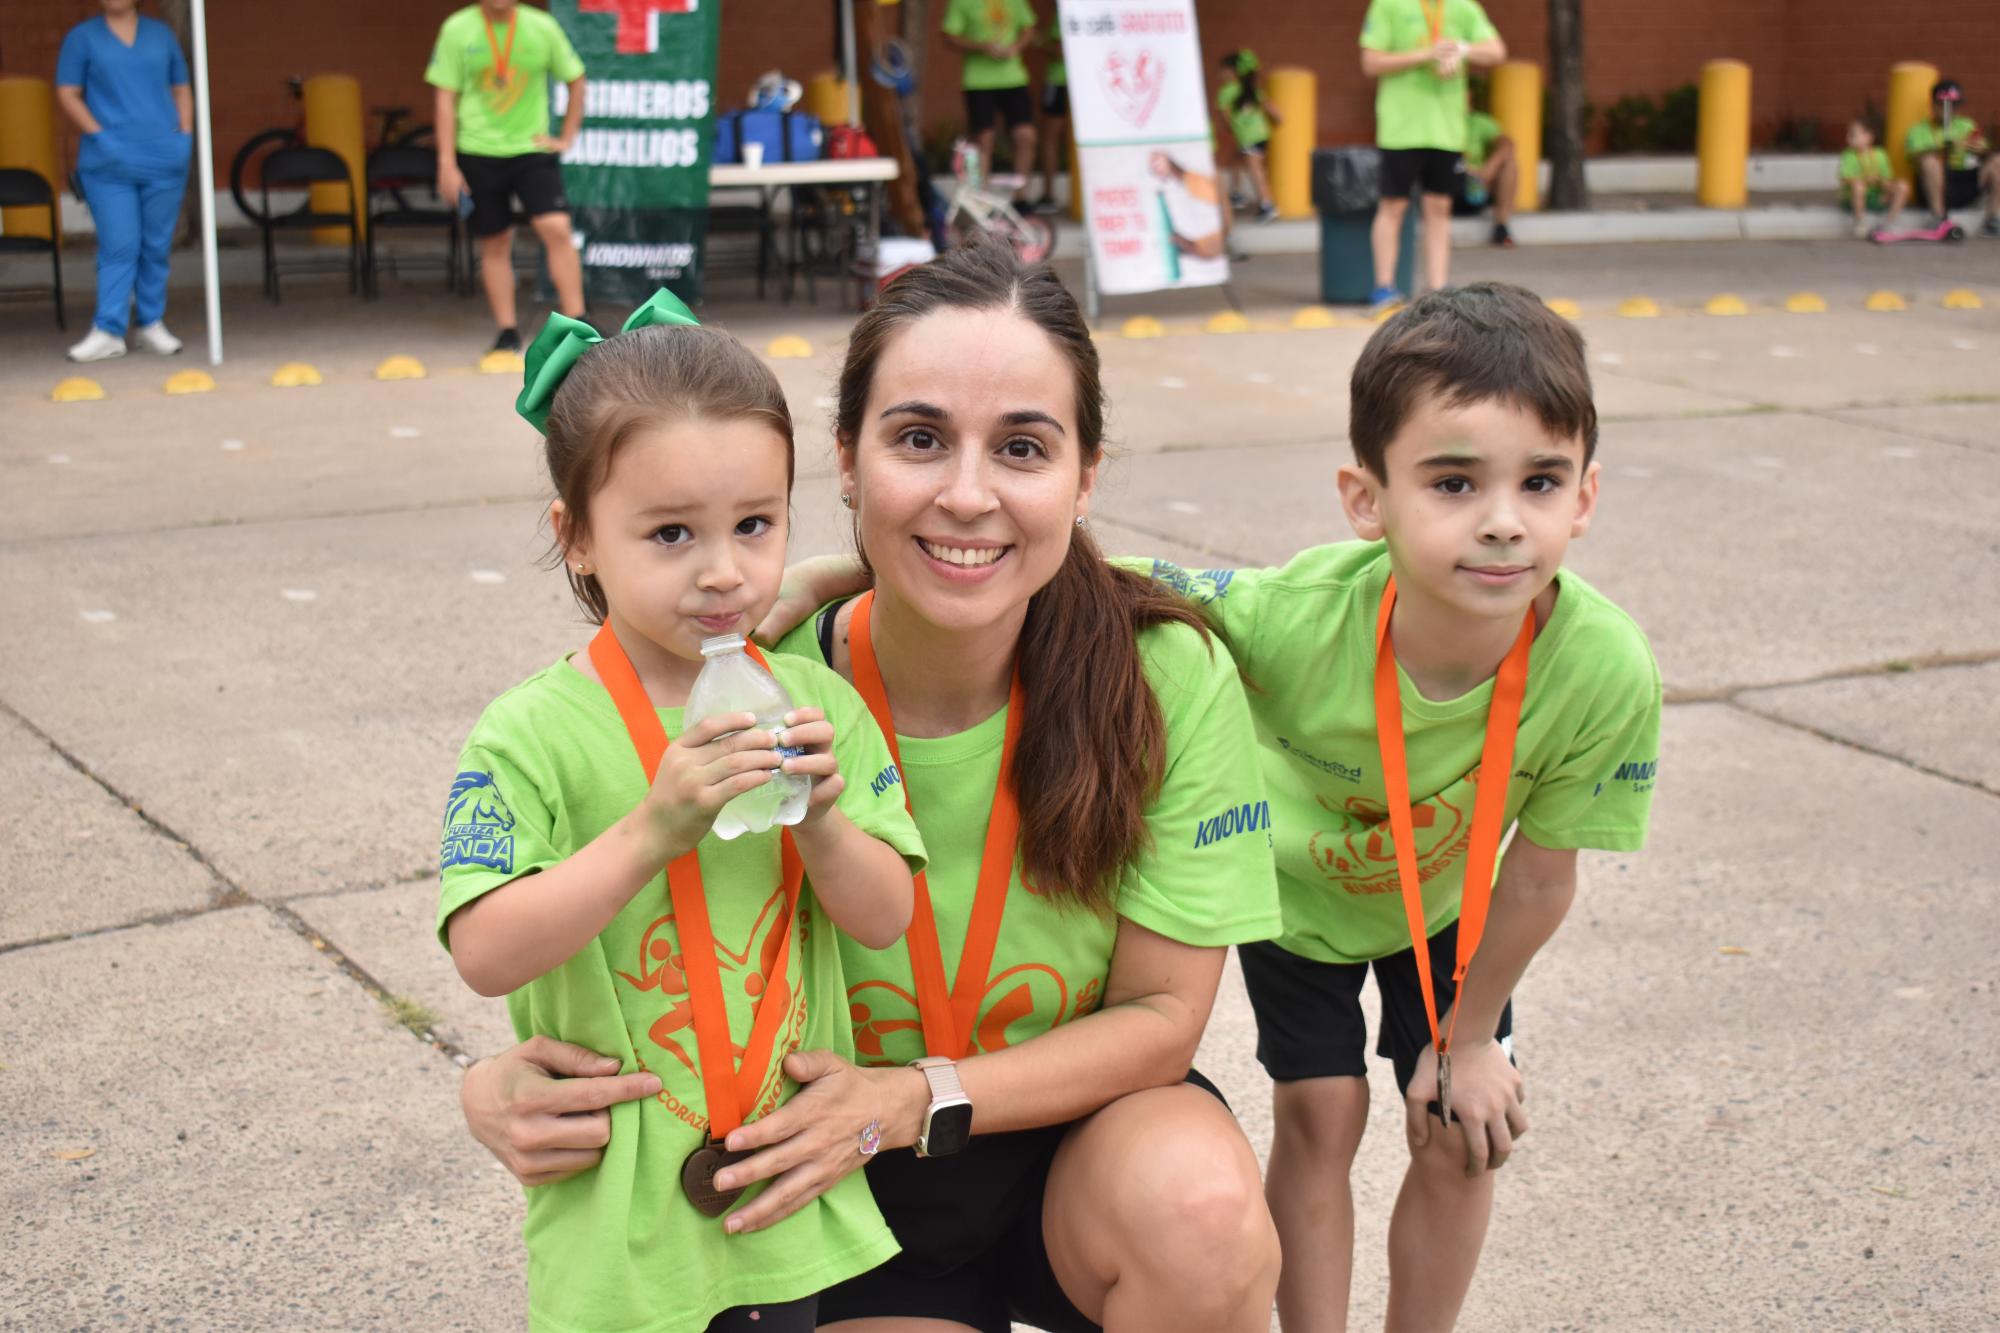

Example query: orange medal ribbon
[1372,575,1533,1122]
[483,11,518,91]
[1417,0,1448,46]
[848,591,1025,1060]
[588,624,804,1213]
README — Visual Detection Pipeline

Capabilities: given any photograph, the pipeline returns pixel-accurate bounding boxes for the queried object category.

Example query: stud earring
[839,493,854,509]
[1075,515,1087,528]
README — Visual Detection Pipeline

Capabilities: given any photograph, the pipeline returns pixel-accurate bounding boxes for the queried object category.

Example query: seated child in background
[1840,117,1909,236]
[1455,101,1518,248]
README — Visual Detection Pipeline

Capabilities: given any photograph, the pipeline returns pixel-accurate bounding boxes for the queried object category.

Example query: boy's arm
[1405,832,1575,1176]
[788,808,914,949]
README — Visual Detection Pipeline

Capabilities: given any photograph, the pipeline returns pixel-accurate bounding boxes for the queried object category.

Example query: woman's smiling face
[841,305,1096,634]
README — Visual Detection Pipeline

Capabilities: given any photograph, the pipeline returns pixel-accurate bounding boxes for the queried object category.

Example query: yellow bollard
[0,76,61,242]
[1885,61,1939,186]
[805,71,851,126]
[1490,61,1542,213]
[1267,67,1316,220]
[1696,60,1750,209]
[303,73,365,244]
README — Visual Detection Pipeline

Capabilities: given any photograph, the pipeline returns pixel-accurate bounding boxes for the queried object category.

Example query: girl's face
[841,307,1095,637]
[559,417,791,670]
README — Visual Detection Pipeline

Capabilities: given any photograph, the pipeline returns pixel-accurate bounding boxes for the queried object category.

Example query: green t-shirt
[1134,544,1661,965]
[1838,145,1893,184]
[1218,80,1274,148]
[1905,114,1985,171]
[1045,11,1066,86]
[1465,110,1502,167]
[1359,0,1497,153]
[425,4,584,159]
[437,654,924,1333]
[775,612,1282,1067]
[944,0,1035,92]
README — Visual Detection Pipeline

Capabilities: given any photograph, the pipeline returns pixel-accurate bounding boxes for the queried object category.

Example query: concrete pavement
[2,238,1996,1330]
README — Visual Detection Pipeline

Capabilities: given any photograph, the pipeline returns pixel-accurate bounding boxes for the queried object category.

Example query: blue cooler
[714,109,824,164]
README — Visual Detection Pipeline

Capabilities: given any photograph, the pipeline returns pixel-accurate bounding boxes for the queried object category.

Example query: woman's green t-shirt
[774,612,1282,1067]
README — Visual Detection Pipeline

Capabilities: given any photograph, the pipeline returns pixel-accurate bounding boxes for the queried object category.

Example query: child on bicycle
[438,291,923,1332]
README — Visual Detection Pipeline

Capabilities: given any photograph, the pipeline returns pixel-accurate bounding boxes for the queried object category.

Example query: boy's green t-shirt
[1905,114,1984,170]
[943,0,1036,92]
[1218,80,1274,148]
[425,4,584,158]
[775,614,1283,1065]
[1133,544,1661,965]
[1359,0,1497,153]
[1465,110,1502,167]
[1838,145,1891,183]
[1046,10,1067,87]
[437,654,925,1333]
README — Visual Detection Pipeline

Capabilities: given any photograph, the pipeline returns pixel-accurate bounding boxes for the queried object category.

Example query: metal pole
[189,0,222,364]
[840,0,862,126]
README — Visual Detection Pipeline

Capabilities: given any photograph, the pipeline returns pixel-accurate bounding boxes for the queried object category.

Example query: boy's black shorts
[1239,924,1513,1092]
[818,1069,1227,1333]
[1040,82,1070,118]
[456,150,568,237]
[1378,146,1463,200]
[1943,166,1982,211]
[965,84,1035,133]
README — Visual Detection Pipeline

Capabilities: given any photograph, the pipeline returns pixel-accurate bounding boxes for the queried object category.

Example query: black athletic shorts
[965,83,1036,133]
[456,150,568,237]
[1239,924,1513,1092]
[1943,166,1982,211]
[1040,82,1070,118]
[704,1295,814,1332]
[818,1069,1228,1333]
[1379,146,1463,200]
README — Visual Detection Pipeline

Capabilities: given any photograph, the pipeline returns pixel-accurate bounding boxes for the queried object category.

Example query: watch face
[923,1100,975,1157]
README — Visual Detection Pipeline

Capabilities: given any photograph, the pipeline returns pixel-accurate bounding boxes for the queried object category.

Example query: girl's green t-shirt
[438,653,925,1333]
[1135,544,1662,965]
[1219,80,1274,148]
[774,613,1282,1067]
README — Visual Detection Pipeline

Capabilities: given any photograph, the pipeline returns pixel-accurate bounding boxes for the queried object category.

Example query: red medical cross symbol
[579,0,696,55]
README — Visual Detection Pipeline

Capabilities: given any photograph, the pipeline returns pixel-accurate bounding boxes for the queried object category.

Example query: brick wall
[4,1,1992,186]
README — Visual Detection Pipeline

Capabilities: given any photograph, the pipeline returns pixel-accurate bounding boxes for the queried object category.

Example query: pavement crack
[1724,697,1998,800]
[0,493,552,550]
[262,901,475,1067]
[1090,515,1259,567]
[1795,405,1992,457]
[1662,647,2000,704]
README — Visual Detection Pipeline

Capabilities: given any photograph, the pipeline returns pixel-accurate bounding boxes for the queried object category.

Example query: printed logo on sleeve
[869,763,904,798]
[1149,560,1236,605]
[1194,799,1272,848]
[441,771,516,873]
[1596,757,1658,797]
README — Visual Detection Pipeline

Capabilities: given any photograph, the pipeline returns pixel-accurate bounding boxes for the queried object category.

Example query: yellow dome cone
[1784,292,1826,313]
[50,376,105,403]
[1617,296,1660,318]
[1704,293,1748,316]
[1291,306,1338,329]
[1942,289,1984,310]
[1121,316,1165,339]
[270,362,323,387]
[1864,290,1905,312]
[164,370,216,395]
[766,335,813,359]
[1544,298,1582,320]
[1205,310,1251,334]
[478,349,524,375]
[374,355,426,381]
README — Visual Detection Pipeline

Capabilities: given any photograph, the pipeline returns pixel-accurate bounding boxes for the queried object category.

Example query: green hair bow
[514,288,702,434]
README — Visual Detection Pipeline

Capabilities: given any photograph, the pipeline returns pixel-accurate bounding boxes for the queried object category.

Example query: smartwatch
[909,1056,974,1157]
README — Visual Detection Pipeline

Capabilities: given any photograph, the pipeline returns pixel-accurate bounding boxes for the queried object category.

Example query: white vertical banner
[1058,0,1228,296]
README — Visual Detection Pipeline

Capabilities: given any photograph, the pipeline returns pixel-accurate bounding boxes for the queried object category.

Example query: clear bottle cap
[699,633,747,657]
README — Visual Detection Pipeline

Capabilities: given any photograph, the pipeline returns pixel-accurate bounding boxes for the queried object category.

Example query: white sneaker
[67,327,127,362]
[134,321,183,355]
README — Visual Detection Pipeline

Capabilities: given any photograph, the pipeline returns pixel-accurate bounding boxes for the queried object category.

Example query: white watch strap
[911,1056,965,1103]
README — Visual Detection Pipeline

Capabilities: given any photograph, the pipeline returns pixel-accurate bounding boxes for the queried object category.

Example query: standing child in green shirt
[1217,49,1282,223]
[1359,0,1507,313]
[942,0,1038,202]
[1840,117,1909,237]
[1139,282,1661,1332]
[438,292,925,1333]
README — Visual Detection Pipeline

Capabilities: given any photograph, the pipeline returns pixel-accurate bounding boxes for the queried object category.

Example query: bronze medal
[681,1138,755,1218]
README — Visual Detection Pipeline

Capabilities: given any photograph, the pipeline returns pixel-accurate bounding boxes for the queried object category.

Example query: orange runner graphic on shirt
[849,959,1099,1065]
[1308,769,1495,897]
[618,884,798,1079]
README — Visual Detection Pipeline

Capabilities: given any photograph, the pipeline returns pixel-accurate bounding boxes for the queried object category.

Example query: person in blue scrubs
[56,0,194,363]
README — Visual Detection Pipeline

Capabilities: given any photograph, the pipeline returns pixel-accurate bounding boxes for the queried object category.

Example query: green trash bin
[1313,147,1416,305]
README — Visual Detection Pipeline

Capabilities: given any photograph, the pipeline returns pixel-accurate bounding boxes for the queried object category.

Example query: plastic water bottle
[684,634,811,839]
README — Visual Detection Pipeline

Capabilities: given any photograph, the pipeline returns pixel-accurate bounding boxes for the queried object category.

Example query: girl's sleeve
[815,667,928,874]
[1114,625,1282,946]
[435,739,566,950]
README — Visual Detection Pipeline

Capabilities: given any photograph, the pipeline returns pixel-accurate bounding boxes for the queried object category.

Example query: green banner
[550,0,719,304]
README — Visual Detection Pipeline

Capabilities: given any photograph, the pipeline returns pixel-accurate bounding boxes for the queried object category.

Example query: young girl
[437,292,923,1333]
[1218,49,1281,223]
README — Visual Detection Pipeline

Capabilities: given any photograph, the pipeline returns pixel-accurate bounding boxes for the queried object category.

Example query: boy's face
[1848,122,1872,150]
[1338,394,1599,624]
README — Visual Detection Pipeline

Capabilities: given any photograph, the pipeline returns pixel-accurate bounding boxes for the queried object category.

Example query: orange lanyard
[1418,0,1447,45]
[483,12,518,89]
[588,624,804,1140]
[848,591,1025,1060]
[1372,576,1532,1084]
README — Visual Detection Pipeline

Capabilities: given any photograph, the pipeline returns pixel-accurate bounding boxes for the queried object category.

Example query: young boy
[1840,117,1909,237]
[1141,282,1661,1332]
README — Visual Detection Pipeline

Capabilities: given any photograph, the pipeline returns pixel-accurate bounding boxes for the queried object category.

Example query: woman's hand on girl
[461,1036,663,1187]
[637,712,781,860]
[774,708,845,824]
[712,1050,928,1234]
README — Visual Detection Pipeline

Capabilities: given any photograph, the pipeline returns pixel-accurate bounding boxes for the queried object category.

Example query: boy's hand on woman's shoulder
[1405,1037,1528,1178]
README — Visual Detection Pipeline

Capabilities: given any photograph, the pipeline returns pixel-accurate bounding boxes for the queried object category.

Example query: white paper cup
[743,142,766,169]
